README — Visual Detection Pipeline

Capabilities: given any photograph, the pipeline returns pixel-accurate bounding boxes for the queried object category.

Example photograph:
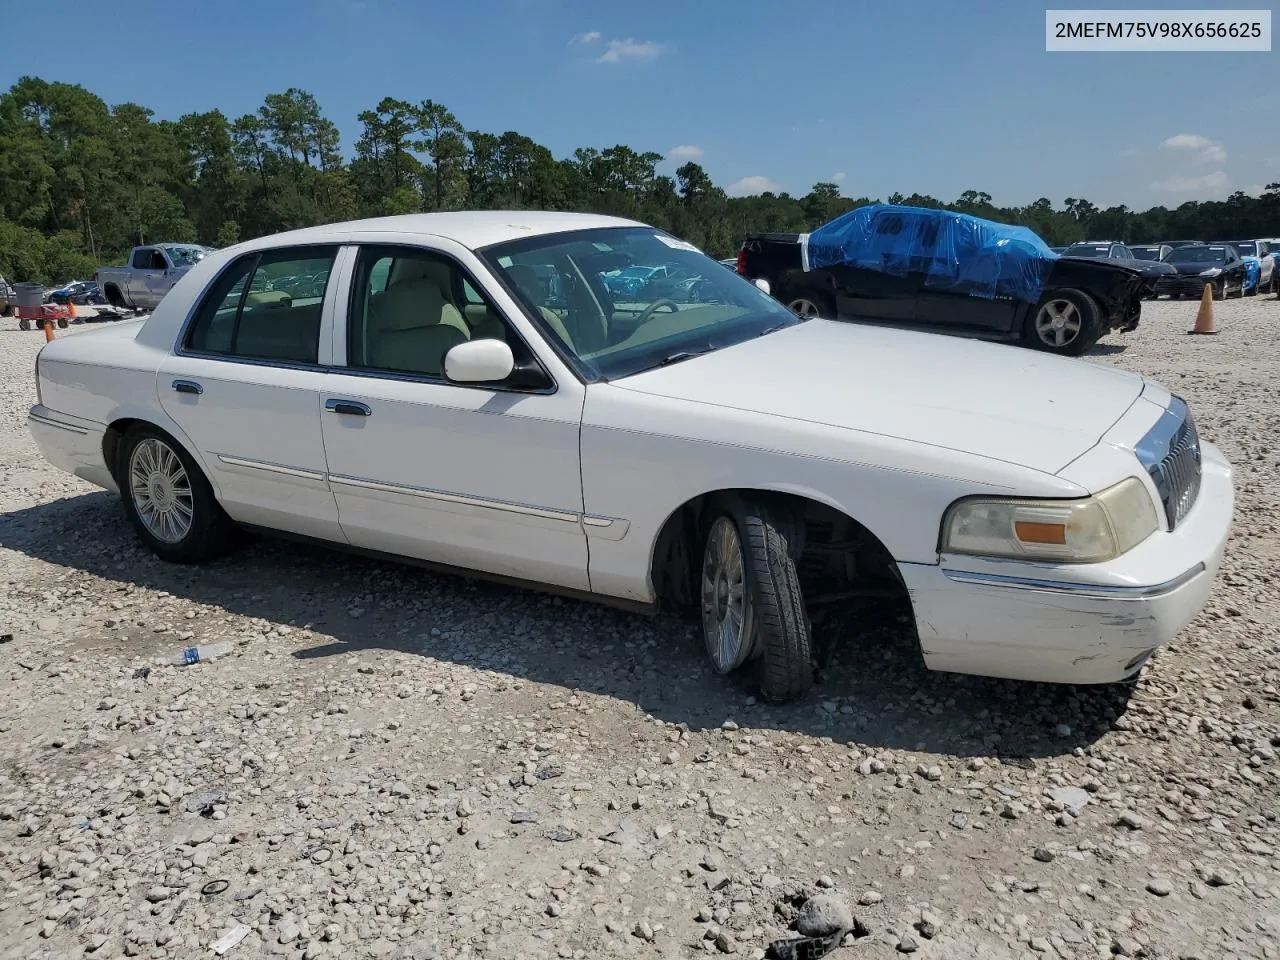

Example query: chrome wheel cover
[1034,298,1082,348]
[129,438,194,543]
[701,516,754,672]
[789,298,823,318]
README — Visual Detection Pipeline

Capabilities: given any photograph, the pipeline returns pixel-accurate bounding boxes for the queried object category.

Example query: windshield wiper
[650,344,717,368]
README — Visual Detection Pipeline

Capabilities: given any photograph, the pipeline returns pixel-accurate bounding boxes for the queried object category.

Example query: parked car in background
[95,244,214,312]
[0,273,15,316]
[1240,255,1262,295]
[601,263,671,299]
[1130,243,1173,262]
[1048,246,1066,254]
[737,204,1147,356]
[25,210,1234,703]
[1059,241,1176,298]
[45,280,106,305]
[1226,240,1275,293]
[1152,243,1249,300]
[1160,240,1206,249]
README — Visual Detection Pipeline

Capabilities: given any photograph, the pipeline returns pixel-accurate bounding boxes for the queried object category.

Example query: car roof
[223,211,646,254]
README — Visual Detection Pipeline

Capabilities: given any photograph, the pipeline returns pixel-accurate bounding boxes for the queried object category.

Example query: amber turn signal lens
[1013,521,1067,545]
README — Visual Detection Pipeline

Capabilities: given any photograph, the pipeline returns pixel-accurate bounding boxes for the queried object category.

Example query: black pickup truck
[735,205,1147,356]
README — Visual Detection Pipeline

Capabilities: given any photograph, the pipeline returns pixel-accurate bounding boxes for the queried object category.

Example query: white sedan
[28,211,1234,701]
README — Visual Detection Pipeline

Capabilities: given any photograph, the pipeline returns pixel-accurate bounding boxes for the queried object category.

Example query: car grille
[1135,397,1202,530]
[1155,275,1215,296]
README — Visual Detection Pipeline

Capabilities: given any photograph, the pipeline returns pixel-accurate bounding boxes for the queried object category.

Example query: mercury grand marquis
[28,211,1234,702]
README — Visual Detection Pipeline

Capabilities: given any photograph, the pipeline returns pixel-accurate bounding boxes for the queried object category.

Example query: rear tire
[784,289,834,320]
[1024,288,1101,356]
[700,496,814,703]
[116,423,236,564]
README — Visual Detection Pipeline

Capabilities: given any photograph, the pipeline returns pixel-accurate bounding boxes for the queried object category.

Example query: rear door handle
[172,379,203,395]
[325,399,371,417]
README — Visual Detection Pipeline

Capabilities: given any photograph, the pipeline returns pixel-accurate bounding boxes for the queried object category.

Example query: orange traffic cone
[43,319,55,342]
[66,300,76,319]
[1188,282,1218,335]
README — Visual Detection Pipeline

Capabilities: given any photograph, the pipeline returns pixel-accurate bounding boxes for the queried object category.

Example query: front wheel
[1025,289,1100,356]
[700,498,814,702]
[117,424,236,564]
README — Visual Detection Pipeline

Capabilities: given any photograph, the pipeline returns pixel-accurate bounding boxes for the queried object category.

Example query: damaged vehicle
[737,205,1148,355]
[28,211,1232,703]
[1059,241,1176,299]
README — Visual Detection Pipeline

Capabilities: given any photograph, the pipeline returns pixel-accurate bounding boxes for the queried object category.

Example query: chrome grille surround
[1134,396,1203,530]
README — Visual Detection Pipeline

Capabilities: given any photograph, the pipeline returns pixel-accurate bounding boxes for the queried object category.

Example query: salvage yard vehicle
[737,205,1147,356]
[0,273,14,316]
[1152,243,1249,300]
[95,243,213,312]
[1130,243,1173,263]
[1059,240,1176,298]
[1226,240,1275,293]
[28,211,1233,702]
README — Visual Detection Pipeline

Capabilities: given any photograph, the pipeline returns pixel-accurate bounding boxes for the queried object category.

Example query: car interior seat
[368,276,469,376]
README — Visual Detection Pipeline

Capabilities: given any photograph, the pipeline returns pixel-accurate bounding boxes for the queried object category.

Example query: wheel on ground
[57,317,69,328]
[1214,279,1227,301]
[1025,288,1100,356]
[700,497,814,702]
[784,289,834,320]
[18,318,30,330]
[1246,278,1258,296]
[116,424,235,564]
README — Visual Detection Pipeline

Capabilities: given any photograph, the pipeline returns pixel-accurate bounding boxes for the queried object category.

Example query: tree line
[2,76,1278,284]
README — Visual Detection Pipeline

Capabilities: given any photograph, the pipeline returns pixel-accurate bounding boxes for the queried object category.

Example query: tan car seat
[369,276,469,376]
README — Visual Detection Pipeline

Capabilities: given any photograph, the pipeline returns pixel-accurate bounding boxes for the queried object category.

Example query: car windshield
[1166,245,1228,264]
[1130,247,1161,260]
[1231,242,1258,257]
[1064,245,1110,258]
[480,226,805,381]
[165,245,208,266]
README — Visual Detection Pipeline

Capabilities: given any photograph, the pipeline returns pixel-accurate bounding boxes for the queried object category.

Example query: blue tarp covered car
[736,204,1150,356]
[803,203,1060,304]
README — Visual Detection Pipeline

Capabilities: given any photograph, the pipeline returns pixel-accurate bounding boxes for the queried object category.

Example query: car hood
[1168,260,1229,275]
[611,319,1146,475]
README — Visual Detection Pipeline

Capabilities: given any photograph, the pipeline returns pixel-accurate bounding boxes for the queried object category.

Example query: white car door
[156,243,349,543]
[318,239,590,591]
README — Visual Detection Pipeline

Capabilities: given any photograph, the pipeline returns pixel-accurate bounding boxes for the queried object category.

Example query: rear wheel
[784,289,834,320]
[1024,288,1100,356]
[700,497,814,702]
[117,424,236,564]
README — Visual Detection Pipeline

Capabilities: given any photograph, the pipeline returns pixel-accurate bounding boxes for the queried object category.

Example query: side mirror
[444,338,515,384]
[753,278,771,296]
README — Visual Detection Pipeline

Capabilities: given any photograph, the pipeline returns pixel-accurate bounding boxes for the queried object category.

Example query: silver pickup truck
[95,243,213,312]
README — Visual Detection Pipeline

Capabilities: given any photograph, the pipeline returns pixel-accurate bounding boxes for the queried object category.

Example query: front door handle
[325,399,371,417]
[172,379,203,395]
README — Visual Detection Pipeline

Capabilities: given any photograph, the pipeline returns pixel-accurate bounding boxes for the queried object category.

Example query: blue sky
[6,0,1277,209]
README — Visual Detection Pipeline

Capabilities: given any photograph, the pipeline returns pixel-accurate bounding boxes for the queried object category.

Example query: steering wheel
[634,298,680,326]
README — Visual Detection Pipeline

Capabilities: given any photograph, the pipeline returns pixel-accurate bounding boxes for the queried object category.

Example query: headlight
[1199,268,1221,277]
[941,477,1159,563]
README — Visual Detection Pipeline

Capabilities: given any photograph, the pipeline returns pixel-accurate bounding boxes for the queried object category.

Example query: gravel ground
[0,298,1277,960]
